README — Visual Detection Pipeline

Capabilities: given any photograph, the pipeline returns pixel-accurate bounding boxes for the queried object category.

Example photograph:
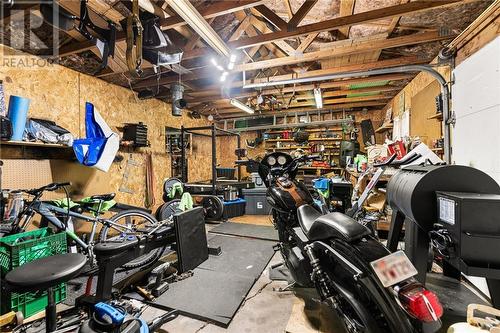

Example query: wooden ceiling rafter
[254,5,288,30]
[57,0,266,57]
[132,29,448,89]
[214,101,388,118]
[184,56,421,104]
[229,0,473,50]
[287,0,319,29]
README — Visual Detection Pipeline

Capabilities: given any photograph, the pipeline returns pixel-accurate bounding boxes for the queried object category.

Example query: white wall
[452,36,500,182]
[452,35,500,297]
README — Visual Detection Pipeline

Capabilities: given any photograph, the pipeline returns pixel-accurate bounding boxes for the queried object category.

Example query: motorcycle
[248,151,443,333]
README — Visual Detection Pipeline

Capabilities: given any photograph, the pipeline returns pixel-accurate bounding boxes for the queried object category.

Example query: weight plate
[156,199,182,221]
[201,195,224,221]
[163,178,182,195]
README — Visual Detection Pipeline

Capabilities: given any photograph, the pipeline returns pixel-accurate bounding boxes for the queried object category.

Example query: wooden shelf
[265,137,341,142]
[0,140,74,160]
[299,166,341,170]
[428,113,443,120]
[266,127,343,134]
[1,140,70,148]
[375,123,393,133]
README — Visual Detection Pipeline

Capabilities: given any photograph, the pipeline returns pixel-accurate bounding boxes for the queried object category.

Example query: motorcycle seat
[297,205,371,242]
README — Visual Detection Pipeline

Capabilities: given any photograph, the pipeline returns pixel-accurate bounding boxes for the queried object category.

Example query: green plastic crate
[0,228,68,317]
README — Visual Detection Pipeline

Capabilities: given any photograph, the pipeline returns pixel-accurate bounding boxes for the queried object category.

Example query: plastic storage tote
[0,228,67,317]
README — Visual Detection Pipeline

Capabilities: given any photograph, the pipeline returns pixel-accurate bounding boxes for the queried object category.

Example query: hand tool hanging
[145,152,155,208]
[126,0,143,76]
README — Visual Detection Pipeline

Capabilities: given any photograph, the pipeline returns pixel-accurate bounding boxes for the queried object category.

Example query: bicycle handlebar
[25,182,72,195]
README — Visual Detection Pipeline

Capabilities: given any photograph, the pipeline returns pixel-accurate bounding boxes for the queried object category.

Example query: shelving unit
[263,126,344,175]
[375,123,393,133]
[0,140,74,160]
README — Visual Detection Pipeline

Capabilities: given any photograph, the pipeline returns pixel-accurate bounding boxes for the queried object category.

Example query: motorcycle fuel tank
[267,179,314,212]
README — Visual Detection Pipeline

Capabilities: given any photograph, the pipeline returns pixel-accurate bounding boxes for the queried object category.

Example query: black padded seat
[5,253,86,292]
[297,205,371,242]
[297,204,322,235]
[90,193,116,201]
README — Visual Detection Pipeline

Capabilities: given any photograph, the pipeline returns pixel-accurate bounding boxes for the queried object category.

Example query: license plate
[370,251,418,287]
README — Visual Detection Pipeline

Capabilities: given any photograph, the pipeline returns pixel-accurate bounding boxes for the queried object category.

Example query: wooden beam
[337,0,356,39]
[287,0,318,29]
[254,5,288,30]
[283,0,294,19]
[190,85,401,105]
[217,102,387,118]
[249,16,293,56]
[215,94,391,110]
[228,16,253,41]
[57,0,265,57]
[233,31,452,71]
[296,33,318,53]
[159,0,266,30]
[189,73,414,101]
[134,49,422,89]
[230,0,467,49]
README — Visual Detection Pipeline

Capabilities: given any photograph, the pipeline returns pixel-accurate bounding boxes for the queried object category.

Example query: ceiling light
[314,88,323,109]
[165,0,230,57]
[230,99,254,114]
[220,72,228,82]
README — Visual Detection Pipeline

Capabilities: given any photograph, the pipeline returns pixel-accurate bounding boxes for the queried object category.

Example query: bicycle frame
[21,201,137,251]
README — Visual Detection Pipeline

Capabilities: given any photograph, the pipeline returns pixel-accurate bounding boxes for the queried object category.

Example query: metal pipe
[242,64,451,163]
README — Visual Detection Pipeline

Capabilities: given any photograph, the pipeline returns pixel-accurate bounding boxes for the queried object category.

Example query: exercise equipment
[386,164,500,307]
[178,125,254,220]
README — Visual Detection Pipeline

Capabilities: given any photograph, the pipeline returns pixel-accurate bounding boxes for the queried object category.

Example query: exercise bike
[3,219,178,333]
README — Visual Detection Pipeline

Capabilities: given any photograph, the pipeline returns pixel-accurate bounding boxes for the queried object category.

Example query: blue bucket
[7,95,30,141]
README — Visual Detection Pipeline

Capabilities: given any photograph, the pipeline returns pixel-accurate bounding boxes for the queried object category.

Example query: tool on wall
[119,155,140,194]
[145,152,155,208]
[126,0,143,76]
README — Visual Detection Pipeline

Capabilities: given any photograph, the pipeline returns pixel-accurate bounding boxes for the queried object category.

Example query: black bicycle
[1,182,170,269]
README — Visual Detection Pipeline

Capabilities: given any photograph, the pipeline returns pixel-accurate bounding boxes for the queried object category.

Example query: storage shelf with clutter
[263,126,345,175]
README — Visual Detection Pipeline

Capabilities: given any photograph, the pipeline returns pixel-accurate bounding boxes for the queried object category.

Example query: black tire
[99,209,166,269]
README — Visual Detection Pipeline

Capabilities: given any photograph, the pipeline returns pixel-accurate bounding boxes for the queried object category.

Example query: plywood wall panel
[0,47,211,211]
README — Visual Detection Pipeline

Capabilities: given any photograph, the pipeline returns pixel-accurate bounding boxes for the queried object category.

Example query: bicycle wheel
[99,209,166,269]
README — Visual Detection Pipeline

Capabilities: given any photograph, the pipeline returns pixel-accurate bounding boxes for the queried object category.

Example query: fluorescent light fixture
[220,71,228,82]
[227,62,235,70]
[211,58,218,66]
[216,65,224,71]
[230,99,254,114]
[229,54,237,63]
[165,0,230,57]
[313,88,323,109]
